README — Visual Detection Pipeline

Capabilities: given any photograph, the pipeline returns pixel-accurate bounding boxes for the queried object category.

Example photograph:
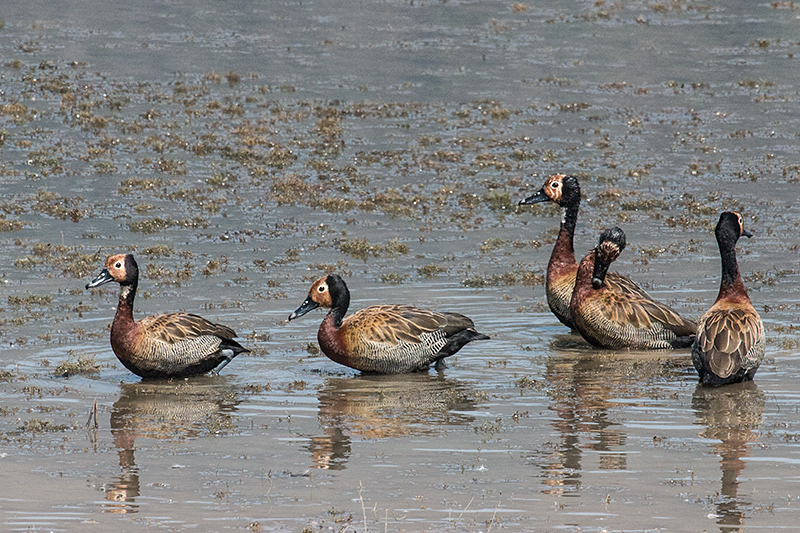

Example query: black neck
[561,197,579,244]
[719,241,740,289]
[329,293,349,328]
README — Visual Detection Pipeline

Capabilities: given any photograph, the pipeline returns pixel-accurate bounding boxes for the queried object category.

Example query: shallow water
[2,0,800,531]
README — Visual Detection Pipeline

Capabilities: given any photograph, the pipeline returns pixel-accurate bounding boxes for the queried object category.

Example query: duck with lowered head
[569,227,697,350]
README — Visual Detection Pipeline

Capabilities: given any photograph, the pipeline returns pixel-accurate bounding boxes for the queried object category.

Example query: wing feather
[342,305,470,346]
[696,306,764,379]
[600,290,695,334]
[605,272,650,299]
[138,313,237,344]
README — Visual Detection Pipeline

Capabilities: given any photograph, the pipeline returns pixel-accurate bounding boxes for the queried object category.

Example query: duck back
[321,305,487,373]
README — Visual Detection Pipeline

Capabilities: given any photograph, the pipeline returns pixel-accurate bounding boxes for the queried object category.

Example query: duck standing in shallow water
[86,253,249,379]
[519,174,648,330]
[569,227,697,350]
[693,212,764,386]
[288,273,489,373]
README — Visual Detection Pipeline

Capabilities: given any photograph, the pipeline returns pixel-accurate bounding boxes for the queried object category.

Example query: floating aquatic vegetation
[381,272,407,285]
[128,216,209,233]
[7,293,52,308]
[461,270,544,288]
[338,238,408,262]
[29,189,87,221]
[0,215,24,232]
[13,243,99,278]
[0,101,31,124]
[417,264,447,277]
[18,418,73,434]
[54,353,100,378]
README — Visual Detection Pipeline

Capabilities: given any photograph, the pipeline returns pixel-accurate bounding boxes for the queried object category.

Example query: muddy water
[1,0,800,531]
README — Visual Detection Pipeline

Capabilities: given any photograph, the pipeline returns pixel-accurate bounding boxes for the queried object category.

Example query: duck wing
[139,312,238,344]
[695,307,764,378]
[605,272,651,299]
[133,313,241,369]
[343,305,471,345]
[600,290,697,336]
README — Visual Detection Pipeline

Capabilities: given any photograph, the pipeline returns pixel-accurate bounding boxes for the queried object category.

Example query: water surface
[1,1,800,531]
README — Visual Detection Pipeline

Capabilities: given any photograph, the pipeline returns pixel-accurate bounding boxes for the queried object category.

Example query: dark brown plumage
[288,274,489,373]
[569,227,697,349]
[86,253,249,379]
[693,212,765,386]
[519,174,648,330]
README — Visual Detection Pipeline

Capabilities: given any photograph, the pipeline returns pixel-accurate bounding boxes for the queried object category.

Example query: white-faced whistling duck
[569,227,697,350]
[693,212,765,386]
[288,273,489,373]
[86,253,249,379]
[519,174,649,330]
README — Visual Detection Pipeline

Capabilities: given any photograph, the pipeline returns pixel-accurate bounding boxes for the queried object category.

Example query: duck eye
[551,182,559,188]
[115,262,122,268]
[318,285,326,293]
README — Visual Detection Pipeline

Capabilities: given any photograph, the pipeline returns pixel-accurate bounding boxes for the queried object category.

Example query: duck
[569,227,697,350]
[692,212,764,386]
[519,174,648,330]
[85,253,249,379]
[288,273,489,373]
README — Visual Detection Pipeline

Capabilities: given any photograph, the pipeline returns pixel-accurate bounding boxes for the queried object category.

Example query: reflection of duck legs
[539,353,626,495]
[537,348,689,495]
[692,382,765,532]
[102,380,241,513]
[104,396,142,513]
[307,425,352,471]
[307,373,478,470]
[103,443,140,513]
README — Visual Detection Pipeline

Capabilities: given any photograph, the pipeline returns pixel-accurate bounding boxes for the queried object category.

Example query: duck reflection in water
[102,380,240,513]
[692,382,764,533]
[307,373,477,470]
[535,343,692,496]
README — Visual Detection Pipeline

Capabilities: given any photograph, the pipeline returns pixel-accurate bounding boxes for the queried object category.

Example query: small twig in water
[85,398,98,429]
[359,480,368,533]
[487,498,501,533]
[457,496,474,523]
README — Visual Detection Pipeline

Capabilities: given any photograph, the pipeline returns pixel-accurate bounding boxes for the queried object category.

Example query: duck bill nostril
[518,188,548,205]
[86,269,114,289]
[289,297,319,321]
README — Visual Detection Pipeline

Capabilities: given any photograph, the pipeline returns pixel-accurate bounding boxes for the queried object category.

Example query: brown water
[2,1,800,531]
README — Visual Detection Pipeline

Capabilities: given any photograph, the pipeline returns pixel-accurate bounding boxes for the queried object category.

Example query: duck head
[716,211,752,247]
[592,227,626,289]
[289,273,349,320]
[86,254,138,289]
[518,174,581,207]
